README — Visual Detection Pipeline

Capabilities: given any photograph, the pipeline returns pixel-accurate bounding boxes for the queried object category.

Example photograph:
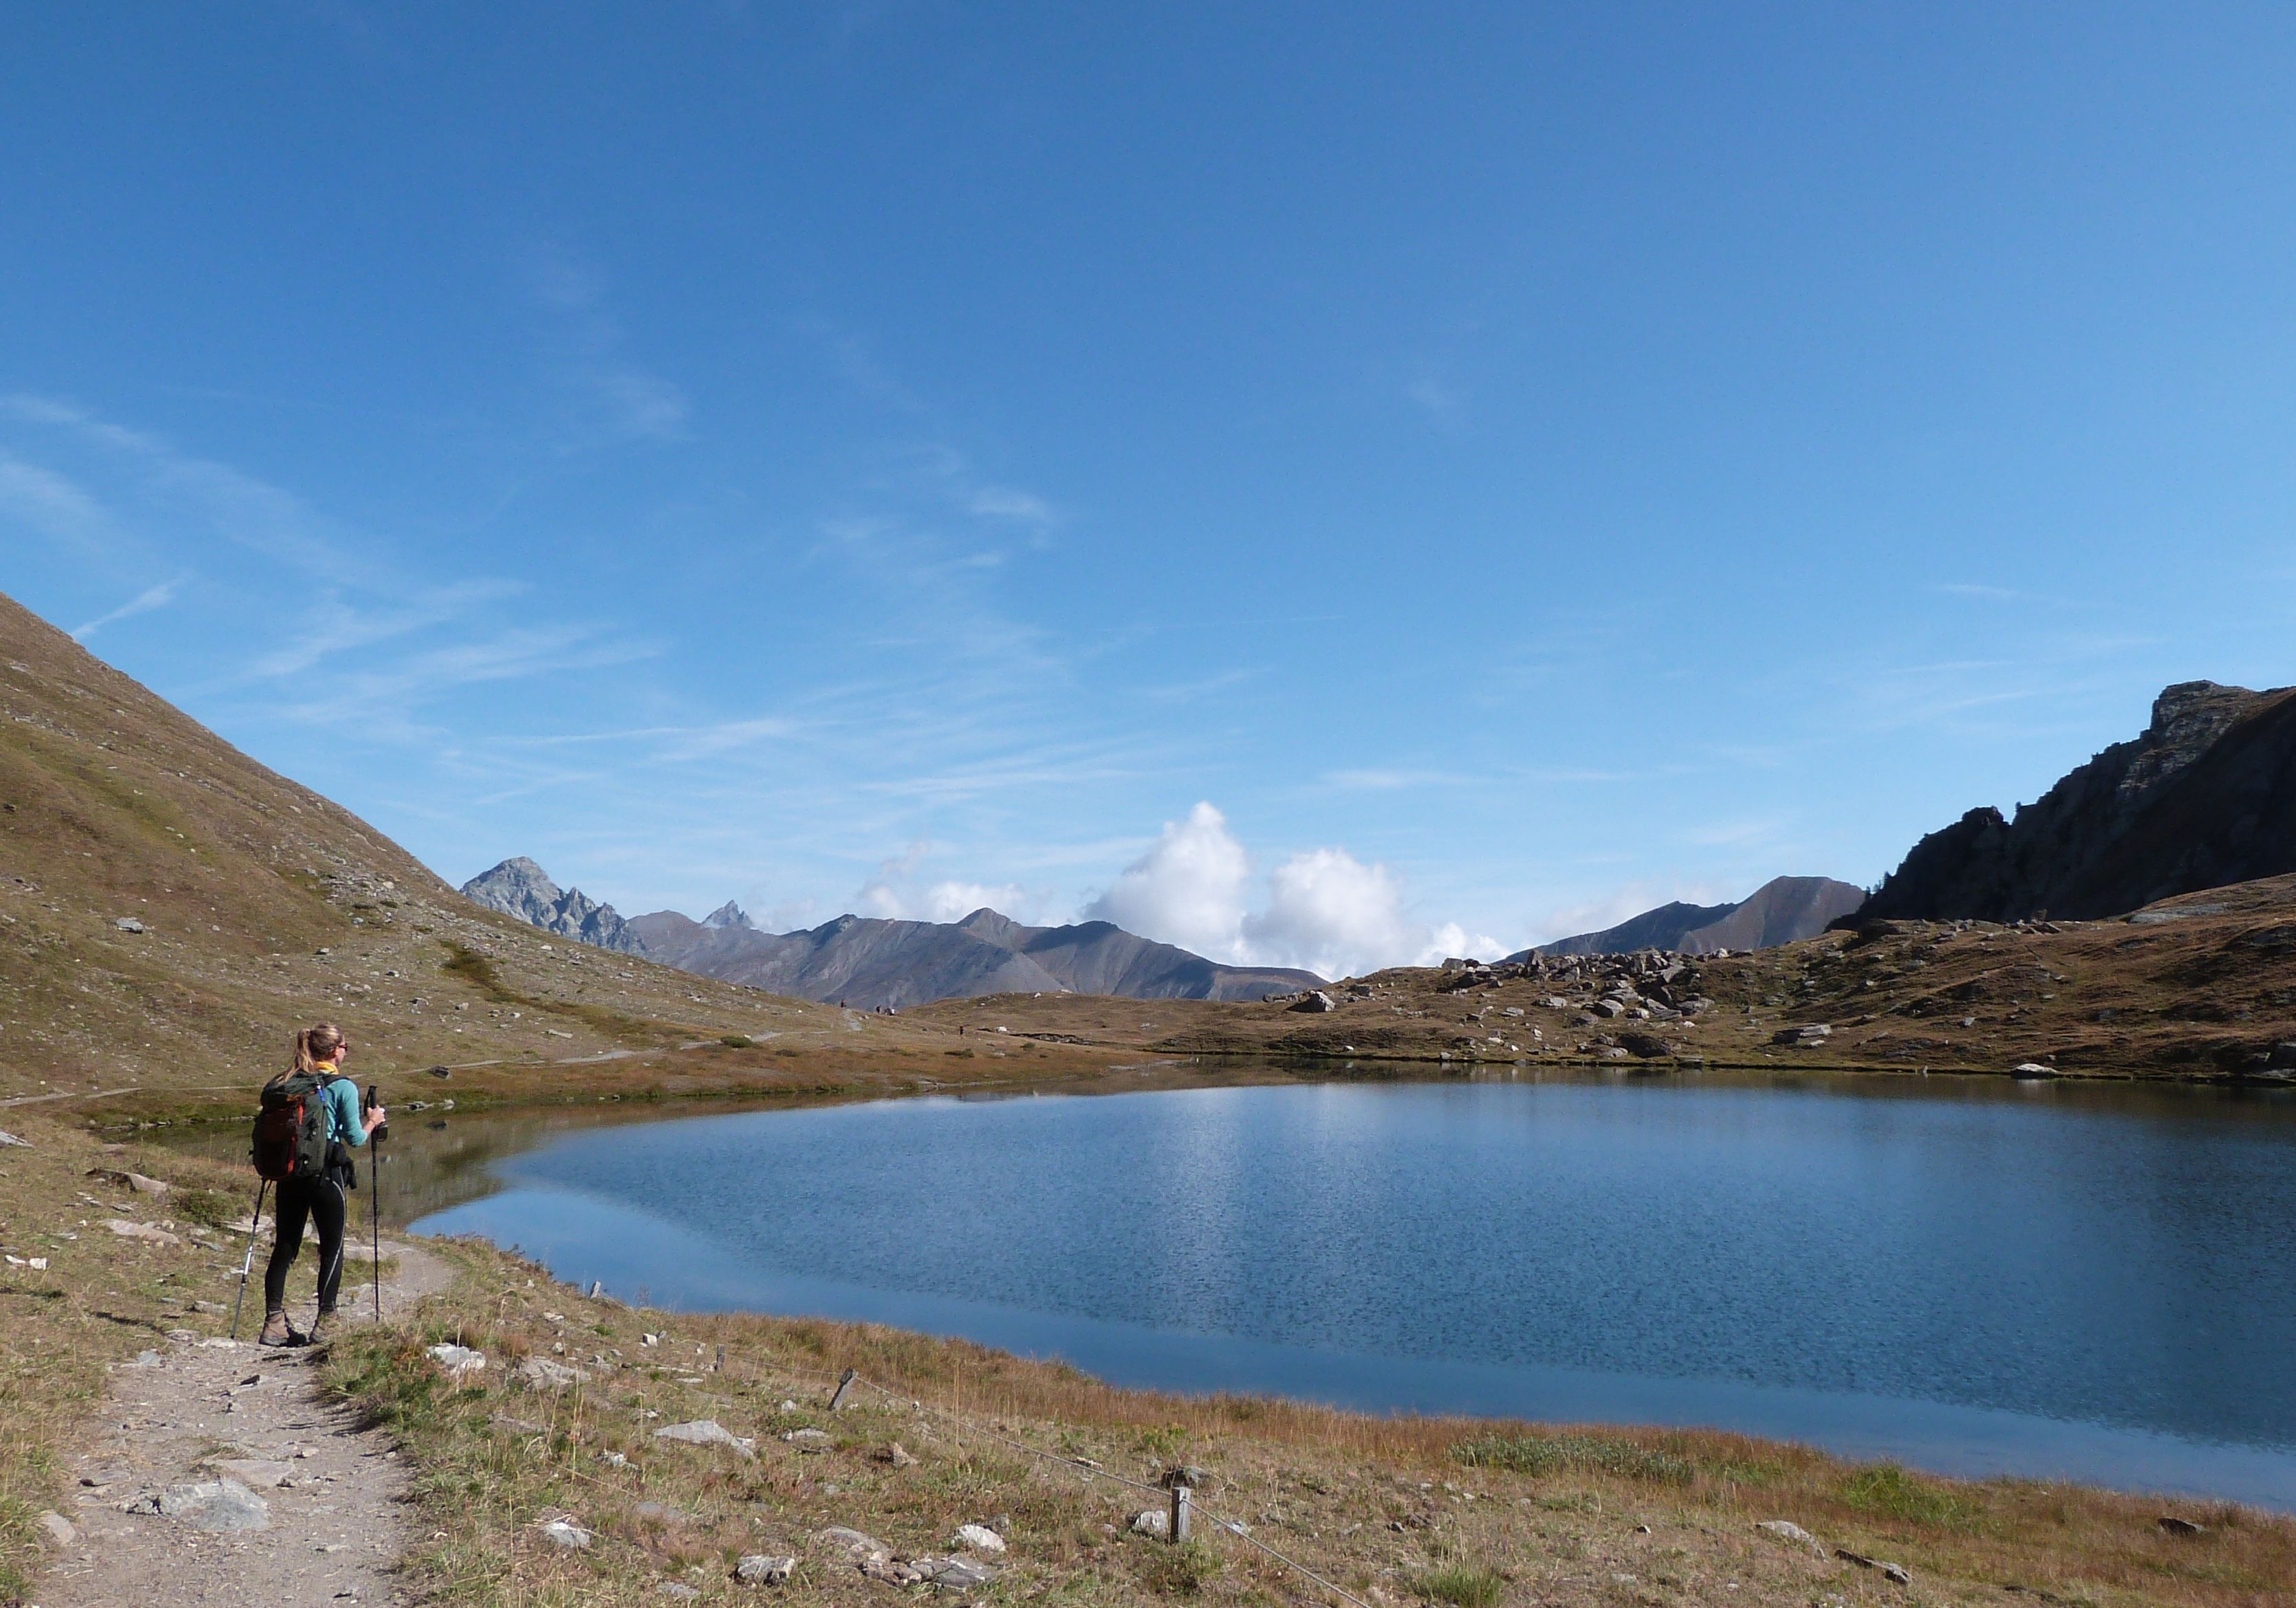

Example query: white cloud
[1083,802,1250,961]
[70,577,183,641]
[855,841,1044,925]
[1084,802,1502,977]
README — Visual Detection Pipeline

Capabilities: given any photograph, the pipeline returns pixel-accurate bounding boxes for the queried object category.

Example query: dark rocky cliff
[1854,681,2296,922]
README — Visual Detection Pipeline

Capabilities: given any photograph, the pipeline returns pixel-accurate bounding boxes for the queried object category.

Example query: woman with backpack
[255,1023,384,1346]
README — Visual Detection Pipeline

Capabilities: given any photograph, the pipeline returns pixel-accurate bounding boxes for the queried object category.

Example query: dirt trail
[32,1236,451,1608]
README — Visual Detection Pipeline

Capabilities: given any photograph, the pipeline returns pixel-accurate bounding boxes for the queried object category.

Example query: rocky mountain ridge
[1856,681,2296,923]
[1524,875,1867,958]
[460,859,1324,1009]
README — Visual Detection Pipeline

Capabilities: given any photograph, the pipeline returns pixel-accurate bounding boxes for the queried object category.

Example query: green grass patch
[1452,1431,1696,1484]
[1840,1462,1972,1528]
[1415,1563,1507,1608]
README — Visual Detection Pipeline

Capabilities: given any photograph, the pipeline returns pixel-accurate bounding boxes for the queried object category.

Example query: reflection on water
[190,1063,2296,1506]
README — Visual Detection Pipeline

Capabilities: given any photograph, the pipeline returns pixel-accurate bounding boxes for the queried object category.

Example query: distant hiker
[251,1023,384,1346]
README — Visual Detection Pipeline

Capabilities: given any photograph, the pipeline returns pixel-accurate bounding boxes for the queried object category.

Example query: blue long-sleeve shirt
[317,1071,372,1148]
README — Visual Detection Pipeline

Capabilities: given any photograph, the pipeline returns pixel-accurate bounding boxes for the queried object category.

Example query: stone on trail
[37,1510,75,1548]
[953,1523,1006,1554]
[736,1553,798,1584]
[656,1418,756,1456]
[427,1342,488,1378]
[133,1478,271,1531]
[214,1458,299,1488]
[540,1517,594,1549]
[1755,1519,1825,1556]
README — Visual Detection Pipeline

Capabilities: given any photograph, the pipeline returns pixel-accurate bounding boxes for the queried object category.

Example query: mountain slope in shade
[1857,681,2296,923]
[1524,876,1867,958]
[464,863,1324,1008]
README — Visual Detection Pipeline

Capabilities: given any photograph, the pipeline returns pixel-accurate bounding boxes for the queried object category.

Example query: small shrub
[1142,1539,1223,1596]
[1417,1563,1506,1608]
[1452,1433,1694,1485]
[720,1034,753,1048]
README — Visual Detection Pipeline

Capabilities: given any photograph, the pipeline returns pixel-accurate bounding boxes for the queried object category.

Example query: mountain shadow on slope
[1854,681,2296,923]
[1521,875,1866,958]
[462,862,1323,1009]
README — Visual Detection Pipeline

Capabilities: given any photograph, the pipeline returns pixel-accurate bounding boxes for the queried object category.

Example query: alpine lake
[177,1059,2296,1509]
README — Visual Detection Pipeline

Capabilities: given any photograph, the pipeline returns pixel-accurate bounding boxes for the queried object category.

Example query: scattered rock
[914,1556,1001,1590]
[1755,1519,1825,1557]
[104,1219,182,1245]
[657,1585,701,1601]
[782,1427,833,1447]
[1836,1550,1911,1585]
[656,1419,756,1457]
[878,1442,919,1467]
[2158,1515,2207,1536]
[599,1451,629,1469]
[427,1343,487,1379]
[0,1130,30,1148]
[540,1517,594,1550]
[37,1510,74,1548]
[515,1355,589,1391]
[953,1523,1006,1554]
[736,1552,798,1585]
[114,917,145,933]
[2012,1062,2060,1079]
[815,1526,893,1567]
[1288,990,1338,1013]
[131,1479,271,1531]
[1129,1509,1169,1537]
[633,1501,694,1527]
[1772,1023,1832,1045]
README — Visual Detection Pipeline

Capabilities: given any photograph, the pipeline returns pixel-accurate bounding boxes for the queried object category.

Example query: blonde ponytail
[293,1022,346,1074]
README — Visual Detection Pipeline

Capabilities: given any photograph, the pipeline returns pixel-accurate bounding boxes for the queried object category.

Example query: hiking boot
[304,1310,333,1346]
[258,1309,296,1348]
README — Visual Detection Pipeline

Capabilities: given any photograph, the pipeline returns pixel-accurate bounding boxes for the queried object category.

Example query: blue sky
[5,3,2295,974]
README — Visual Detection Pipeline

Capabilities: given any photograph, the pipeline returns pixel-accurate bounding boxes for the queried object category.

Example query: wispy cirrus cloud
[71,577,186,641]
[530,252,691,447]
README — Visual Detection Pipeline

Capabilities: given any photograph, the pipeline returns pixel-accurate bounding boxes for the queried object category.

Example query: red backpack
[252,1070,339,1181]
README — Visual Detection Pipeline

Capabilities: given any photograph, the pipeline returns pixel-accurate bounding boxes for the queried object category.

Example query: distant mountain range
[460,858,1323,1009]
[1854,680,2296,923]
[1518,875,1867,958]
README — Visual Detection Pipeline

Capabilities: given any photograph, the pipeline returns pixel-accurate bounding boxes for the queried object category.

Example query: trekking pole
[229,1178,270,1341]
[367,1085,387,1324]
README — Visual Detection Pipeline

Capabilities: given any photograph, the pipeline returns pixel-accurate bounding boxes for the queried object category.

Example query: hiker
[255,1023,383,1346]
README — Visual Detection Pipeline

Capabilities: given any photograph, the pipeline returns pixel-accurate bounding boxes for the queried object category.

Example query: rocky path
[32,1236,451,1608]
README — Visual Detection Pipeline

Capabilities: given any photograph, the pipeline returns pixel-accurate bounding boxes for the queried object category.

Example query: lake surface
[412,1072,2296,1506]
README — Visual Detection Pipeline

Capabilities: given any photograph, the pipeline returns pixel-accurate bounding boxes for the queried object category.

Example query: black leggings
[264,1173,348,1315]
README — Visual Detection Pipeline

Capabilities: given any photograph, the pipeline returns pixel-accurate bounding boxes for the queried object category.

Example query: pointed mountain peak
[704,900,754,930]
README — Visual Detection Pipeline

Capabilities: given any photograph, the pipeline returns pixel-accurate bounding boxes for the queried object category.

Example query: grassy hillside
[917,879,2296,1081]
[0,593,1119,1120]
